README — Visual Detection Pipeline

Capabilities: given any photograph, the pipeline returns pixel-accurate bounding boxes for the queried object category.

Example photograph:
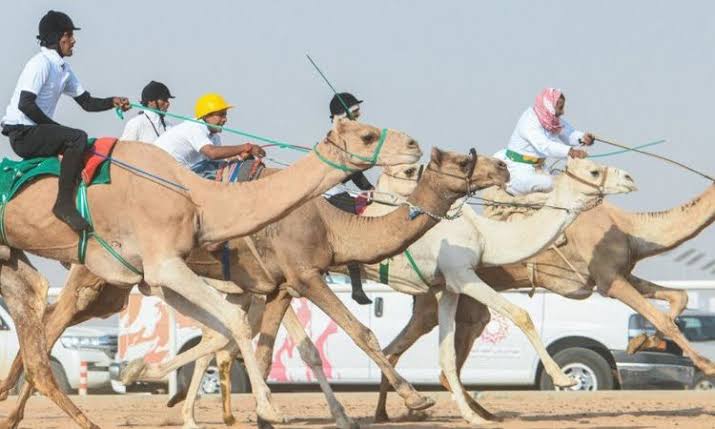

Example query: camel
[371,180,714,423]
[0,118,421,429]
[0,147,508,429]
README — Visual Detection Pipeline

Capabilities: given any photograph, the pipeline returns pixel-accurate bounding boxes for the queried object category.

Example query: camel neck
[328,174,459,265]
[626,184,715,258]
[185,152,349,243]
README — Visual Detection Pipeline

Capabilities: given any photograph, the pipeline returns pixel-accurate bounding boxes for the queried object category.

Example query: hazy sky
[2,1,713,283]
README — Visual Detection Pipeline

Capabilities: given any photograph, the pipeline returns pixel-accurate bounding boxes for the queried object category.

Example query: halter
[407,148,478,221]
[313,128,388,172]
[564,166,609,195]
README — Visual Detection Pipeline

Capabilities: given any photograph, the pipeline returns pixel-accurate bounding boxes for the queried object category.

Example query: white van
[0,289,117,393]
[112,277,706,394]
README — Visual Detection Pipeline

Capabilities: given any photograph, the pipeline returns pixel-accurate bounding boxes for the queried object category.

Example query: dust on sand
[0,390,713,428]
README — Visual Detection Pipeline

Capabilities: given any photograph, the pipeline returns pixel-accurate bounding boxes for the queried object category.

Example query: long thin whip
[595,136,713,181]
[305,54,355,120]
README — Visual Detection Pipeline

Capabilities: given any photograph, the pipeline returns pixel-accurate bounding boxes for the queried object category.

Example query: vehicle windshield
[678,315,715,342]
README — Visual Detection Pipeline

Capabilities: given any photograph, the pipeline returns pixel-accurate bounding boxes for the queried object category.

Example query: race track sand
[0,390,713,428]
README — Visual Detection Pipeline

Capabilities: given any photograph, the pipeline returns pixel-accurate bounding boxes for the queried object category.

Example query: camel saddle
[481,185,567,247]
[0,137,117,206]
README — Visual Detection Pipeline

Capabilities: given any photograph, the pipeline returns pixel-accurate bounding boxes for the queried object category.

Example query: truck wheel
[539,347,614,391]
[15,360,72,394]
[177,359,251,394]
[692,372,715,390]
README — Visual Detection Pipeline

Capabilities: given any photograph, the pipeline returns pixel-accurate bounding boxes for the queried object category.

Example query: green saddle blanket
[0,138,110,204]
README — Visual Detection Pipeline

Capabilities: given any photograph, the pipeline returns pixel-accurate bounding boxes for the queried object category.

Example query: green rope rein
[115,103,387,171]
[588,139,666,158]
[76,182,143,275]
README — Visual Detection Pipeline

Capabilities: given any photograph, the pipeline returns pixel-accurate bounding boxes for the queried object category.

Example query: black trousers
[4,124,87,159]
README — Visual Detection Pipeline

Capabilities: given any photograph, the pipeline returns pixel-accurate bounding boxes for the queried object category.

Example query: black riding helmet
[329,92,362,119]
[37,11,80,47]
[141,81,175,105]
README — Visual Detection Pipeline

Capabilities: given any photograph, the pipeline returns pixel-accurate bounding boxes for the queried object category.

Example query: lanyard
[143,112,162,138]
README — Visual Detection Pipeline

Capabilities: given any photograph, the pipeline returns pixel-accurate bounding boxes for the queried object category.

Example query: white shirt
[1,47,85,126]
[504,107,584,159]
[154,120,221,167]
[120,110,169,143]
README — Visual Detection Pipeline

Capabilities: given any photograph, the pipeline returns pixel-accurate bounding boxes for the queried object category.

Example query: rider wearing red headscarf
[496,88,595,195]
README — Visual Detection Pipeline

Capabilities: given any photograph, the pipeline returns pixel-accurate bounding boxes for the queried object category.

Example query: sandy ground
[0,390,713,428]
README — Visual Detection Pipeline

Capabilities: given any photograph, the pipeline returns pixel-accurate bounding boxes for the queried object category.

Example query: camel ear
[332,117,348,134]
[430,147,444,167]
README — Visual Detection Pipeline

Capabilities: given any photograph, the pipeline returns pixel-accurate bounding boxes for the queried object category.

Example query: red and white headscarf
[533,88,563,134]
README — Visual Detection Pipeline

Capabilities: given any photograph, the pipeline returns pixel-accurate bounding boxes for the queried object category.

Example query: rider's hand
[113,97,131,112]
[579,133,595,146]
[249,144,266,158]
[568,148,588,159]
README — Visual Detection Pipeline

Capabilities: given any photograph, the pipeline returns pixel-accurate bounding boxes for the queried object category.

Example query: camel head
[559,157,637,201]
[317,118,422,170]
[422,147,510,197]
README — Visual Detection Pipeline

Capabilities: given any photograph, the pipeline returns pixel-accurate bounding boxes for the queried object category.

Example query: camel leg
[605,276,715,375]
[255,289,293,379]
[147,258,284,424]
[457,277,576,388]
[0,252,99,429]
[375,294,438,422]
[436,290,488,425]
[180,353,213,429]
[282,305,357,429]
[626,275,690,353]
[300,272,434,412]
[446,296,501,421]
[216,349,238,426]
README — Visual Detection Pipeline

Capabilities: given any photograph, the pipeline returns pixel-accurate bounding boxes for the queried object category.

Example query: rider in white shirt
[120,81,174,143]
[153,93,264,179]
[495,88,595,195]
[1,11,130,231]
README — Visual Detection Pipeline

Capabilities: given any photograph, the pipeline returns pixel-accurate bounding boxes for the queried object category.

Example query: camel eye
[361,133,376,144]
[458,159,470,170]
[590,170,600,177]
[404,168,415,177]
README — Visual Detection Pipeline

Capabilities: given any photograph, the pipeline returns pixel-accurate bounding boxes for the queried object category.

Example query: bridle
[314,128,388,172]
[564,166,608,196]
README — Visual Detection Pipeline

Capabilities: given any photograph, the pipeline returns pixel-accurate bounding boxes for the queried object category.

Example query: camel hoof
[336,415,360,429]
[223,414,236,426]
[404,393,435,411]
[120,359,147,385]
[374,410,390,423]
[166,390,187,408]
[256,417,275,429]
[255,404,286,425]
[553,374,578,388]
[626,333,648,354]
[181,422,201,429]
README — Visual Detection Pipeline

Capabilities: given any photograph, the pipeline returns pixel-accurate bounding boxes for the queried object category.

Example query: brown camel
[372,182,715,422]
[0,118,421,429]
[0,148,509,429]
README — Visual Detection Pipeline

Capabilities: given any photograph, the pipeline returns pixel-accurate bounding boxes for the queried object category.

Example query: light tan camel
[372,181,715,422]
[0,148,509,429]
[0,119,421,429]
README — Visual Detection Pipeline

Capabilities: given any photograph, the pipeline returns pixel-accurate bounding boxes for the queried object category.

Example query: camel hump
[480,186,550,221]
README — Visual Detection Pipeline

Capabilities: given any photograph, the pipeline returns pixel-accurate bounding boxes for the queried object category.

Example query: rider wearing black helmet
[1,11,131,231]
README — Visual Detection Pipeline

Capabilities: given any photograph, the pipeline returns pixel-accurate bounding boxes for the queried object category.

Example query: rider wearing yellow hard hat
[154,92,264,179]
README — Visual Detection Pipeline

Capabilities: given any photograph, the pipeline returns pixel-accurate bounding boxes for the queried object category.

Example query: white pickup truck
[112,277,708,394]
[0,290,117,393]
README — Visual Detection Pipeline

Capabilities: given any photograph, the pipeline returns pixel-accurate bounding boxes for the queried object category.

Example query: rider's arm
[199,143,254,160]
[18,91,58,125]
[519,114,572,158]
[557,118,585,147]
[73,91,115,112]
[350,171,374,190]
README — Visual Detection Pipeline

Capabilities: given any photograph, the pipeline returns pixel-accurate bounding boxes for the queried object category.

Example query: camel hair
[0,147,508,429]
[0,118,421,429]
[371,178,714,423]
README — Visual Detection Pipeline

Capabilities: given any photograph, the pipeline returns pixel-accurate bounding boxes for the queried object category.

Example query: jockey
[0,10,130,232]
[120,81,174,143]
[154,93,265,179]
[326,92,374,305]
[496,88,595,195]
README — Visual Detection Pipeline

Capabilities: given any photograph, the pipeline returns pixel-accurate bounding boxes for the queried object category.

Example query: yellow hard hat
[194,93,234,119]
